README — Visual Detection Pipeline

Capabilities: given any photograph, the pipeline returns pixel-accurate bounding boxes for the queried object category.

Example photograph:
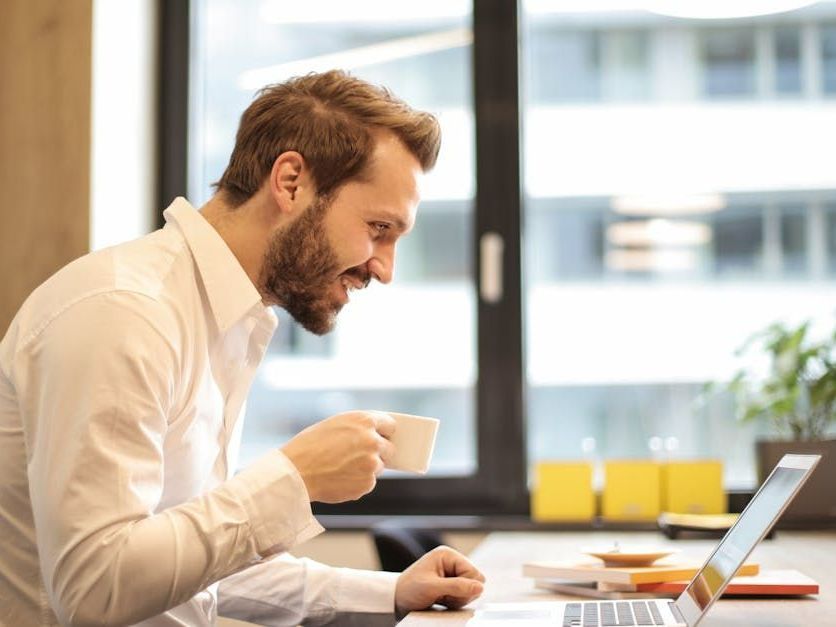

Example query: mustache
[342,266,372,289]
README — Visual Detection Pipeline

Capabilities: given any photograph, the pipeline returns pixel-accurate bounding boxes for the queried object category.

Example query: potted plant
[724,319,835,522]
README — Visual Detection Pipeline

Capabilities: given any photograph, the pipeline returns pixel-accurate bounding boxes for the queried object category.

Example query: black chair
[370,522,443,571]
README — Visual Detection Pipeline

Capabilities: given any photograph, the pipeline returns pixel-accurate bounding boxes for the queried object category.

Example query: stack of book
[657,512,741,539]
[522,560,818,600]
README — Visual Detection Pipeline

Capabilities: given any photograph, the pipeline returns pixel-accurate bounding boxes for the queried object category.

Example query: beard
[260,194,369,335]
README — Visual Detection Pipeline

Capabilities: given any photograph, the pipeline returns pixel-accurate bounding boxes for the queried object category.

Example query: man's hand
[281,411,396,503]
[394,546,486,617]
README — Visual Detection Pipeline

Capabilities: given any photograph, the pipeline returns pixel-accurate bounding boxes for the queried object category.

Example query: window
[713,205,763,276]
[526,199,605,281]
[169,0,525,515]
[774,25,802,94]
[601,30,650,101]
[521,4,836,493]
[780,204,807,274]
[527,29,602,102]
[701,28,757,97]
[525,27,650,104]
[827,203,836,273]
[822,24,836,93]
[167,1,836,513]
[189,0,482,479]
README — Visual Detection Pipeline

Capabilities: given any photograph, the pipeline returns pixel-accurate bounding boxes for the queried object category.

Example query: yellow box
[531,462,595,522]
[602,461,662,521]
[662,460,726,515]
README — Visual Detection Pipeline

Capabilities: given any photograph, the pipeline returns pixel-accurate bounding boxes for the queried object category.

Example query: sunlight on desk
[399,531,836,626]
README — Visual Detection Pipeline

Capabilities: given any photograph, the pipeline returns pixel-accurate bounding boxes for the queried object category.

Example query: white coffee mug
[383,412,440,474]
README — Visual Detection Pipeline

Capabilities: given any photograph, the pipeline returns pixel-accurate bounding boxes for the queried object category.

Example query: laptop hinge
[668,601,686,624]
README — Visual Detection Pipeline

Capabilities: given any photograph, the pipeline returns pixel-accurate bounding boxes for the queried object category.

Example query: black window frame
[158,0,529,516]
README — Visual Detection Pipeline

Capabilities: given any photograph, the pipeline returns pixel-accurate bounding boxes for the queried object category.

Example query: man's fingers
[432,577,484,607]
[438,595,477,610]
[377,436,396,464]
[435,547,485,581]
[373,455,385,477]
[372,411,397,438]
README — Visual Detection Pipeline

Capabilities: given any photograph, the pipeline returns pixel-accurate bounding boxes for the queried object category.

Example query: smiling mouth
[338,267,372,299]
[339,276,361,301]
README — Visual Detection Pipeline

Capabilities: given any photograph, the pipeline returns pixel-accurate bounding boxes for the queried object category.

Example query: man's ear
[268,151,314,214]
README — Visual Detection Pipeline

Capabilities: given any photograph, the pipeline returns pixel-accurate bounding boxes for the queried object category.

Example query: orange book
[534,570,817,600]
[632,569,818,595]
[522,560,759,585]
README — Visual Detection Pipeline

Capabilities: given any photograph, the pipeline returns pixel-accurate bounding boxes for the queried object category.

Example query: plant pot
[755,438,836,523]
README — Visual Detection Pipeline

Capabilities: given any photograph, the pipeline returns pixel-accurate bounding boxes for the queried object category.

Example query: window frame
[158,0,529,515]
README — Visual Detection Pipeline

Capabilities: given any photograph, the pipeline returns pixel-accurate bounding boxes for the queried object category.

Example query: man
[0,71,485,626]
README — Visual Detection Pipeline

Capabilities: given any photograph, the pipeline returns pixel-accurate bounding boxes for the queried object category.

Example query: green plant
[723,320,836,441]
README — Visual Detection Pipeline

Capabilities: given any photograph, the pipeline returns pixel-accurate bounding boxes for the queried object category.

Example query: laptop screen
[679,455,818,614]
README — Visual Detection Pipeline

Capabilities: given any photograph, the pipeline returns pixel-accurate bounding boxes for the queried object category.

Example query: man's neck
[199,193,268,297]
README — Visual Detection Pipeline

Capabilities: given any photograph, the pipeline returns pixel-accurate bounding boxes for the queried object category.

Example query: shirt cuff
[334,568,400,614]
[230,449,324,556]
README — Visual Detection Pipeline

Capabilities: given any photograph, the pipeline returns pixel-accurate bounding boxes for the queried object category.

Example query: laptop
[467,454,821,627]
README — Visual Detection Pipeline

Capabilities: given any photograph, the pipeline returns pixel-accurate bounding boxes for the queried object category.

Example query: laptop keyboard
[562,601,665,626]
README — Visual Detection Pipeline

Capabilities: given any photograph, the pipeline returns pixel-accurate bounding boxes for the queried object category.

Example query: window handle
[480,232,504,304]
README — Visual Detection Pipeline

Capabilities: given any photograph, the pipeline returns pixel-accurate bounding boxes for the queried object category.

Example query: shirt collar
[163,197,270,333]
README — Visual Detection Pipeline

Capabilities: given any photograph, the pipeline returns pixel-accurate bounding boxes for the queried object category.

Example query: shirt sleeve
[218,553,399,627]
[11,291,323,626]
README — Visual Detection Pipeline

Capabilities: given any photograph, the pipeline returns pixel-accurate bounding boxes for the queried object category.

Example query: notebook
[533,569,817,599]
[522,560,759,585]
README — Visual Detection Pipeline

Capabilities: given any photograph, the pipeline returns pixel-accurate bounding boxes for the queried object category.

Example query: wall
[90,0,157,251]
[0,0,93,334]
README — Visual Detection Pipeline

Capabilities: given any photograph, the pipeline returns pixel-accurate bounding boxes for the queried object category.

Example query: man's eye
[372,222,389,234]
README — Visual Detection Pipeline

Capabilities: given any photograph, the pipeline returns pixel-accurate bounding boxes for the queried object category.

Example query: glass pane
[526,198,605,281]
[601,30,650,101]
[712,204,763,277]
[528,28,601,102]
[822,24,836,93]
[780,204,807,274]
[827,203,836,273]
[522,3,836,489]
[701,28,756,97]
[775,25,802,94]
[190,0,476,475]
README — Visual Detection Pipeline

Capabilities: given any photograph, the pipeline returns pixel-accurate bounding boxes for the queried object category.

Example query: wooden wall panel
[0,0,92,334]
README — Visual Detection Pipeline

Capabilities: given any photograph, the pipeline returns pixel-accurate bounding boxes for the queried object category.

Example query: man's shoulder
[5,228,198,353]
[109,227,197,299]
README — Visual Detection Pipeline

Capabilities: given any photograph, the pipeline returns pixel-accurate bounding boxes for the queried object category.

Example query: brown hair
[214,70,441,206]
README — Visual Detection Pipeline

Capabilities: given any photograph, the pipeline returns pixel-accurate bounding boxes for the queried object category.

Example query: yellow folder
[602,461,662,521]
[662,460,726,515]
[531,462,595,522]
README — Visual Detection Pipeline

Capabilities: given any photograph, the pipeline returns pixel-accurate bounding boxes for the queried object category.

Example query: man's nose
[369,244,395,284]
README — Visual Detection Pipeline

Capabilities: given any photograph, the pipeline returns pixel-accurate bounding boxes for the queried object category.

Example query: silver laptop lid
[674,454,820,626]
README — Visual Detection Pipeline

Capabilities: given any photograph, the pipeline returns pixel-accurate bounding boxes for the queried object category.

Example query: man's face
[260,133,423,335]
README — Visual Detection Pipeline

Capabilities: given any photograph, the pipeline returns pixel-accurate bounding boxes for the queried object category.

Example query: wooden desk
[400,530,836,626]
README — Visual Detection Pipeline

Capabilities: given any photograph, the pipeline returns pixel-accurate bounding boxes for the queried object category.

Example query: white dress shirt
[0,198,398,626]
